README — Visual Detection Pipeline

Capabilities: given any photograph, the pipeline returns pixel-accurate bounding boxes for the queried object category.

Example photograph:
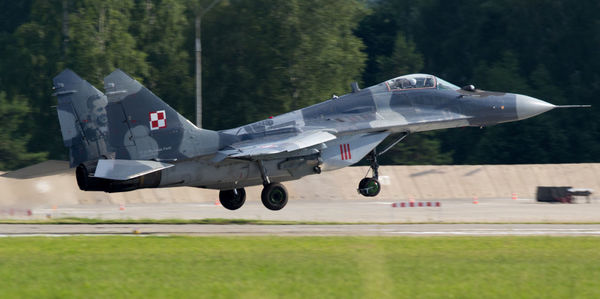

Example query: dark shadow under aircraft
[52,70,589,210]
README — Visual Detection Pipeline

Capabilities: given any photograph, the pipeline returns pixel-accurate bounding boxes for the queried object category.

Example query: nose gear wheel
[357,149,382,197]
[358,177,381,197]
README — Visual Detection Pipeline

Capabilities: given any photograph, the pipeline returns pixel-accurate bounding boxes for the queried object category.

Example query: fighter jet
[52,70,588,210]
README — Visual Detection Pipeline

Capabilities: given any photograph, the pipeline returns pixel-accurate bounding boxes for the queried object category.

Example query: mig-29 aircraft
[52,69,588,210]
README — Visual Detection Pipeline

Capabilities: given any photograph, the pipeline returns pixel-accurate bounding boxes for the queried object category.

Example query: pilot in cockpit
[392,78,415,89]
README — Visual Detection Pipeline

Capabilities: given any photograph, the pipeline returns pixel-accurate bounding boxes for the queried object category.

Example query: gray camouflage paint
[53,70,556,191]
[53,70,111,167]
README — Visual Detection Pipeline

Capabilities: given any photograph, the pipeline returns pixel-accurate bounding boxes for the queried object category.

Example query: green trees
[4,0,151,164]
[0,0,598,170]
[0,92,47,170]
[359,0,599,164]
[0,0,369,169]
[131,0,193,119]
[201,0,367,129]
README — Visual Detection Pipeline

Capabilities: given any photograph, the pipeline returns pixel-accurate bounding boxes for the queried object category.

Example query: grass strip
[0,236,599,298]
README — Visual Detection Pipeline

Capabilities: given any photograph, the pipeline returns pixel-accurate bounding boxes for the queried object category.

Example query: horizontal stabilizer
[94,159,173,181]
[1,160,70,179]
[214,131,337,162]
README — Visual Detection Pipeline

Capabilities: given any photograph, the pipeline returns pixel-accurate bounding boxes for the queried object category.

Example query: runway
[2,223,600,236]
[9,197,599,223]
[2,198,599,236]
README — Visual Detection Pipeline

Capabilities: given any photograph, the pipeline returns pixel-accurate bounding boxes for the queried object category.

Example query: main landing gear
[220,160,289,211]
[258,160,288,210]
[261,182,288,210]
[219,188,246,210]
[357,132,409,197]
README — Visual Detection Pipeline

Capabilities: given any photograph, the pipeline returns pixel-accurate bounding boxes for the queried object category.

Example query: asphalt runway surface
[2,198,599,236]
[9,197,599,223]
[2,224,600,236]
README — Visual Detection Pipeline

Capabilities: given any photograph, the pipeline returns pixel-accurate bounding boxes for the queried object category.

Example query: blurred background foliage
[0,0,598,170]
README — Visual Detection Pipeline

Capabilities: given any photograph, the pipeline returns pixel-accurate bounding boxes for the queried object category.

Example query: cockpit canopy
[384,74,459,91]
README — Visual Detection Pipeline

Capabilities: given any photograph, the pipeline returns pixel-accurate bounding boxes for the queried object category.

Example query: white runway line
[2,224,600,236]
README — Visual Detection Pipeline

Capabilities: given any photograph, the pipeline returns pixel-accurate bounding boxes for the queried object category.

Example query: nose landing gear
[357,150,381,197]
[358,177,381,197]
[357,132,408,197]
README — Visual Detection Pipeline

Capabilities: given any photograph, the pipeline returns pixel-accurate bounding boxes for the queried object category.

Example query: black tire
[358,178,381,197]
[219,188,246,210]
[261,183,288,210]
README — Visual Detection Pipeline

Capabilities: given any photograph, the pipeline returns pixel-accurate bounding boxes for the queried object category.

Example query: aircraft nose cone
[515,94,555,120]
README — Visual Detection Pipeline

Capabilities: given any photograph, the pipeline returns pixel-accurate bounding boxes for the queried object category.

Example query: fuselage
[157,74,555,190]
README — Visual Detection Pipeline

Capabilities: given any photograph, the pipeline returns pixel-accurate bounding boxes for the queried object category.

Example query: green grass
[1,237,599,298]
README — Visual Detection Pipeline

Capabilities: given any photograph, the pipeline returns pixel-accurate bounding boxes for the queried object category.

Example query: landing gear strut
[358,150,381,197]
[219,188,246,210]
[357,132,409,197]
[258,160,289,210]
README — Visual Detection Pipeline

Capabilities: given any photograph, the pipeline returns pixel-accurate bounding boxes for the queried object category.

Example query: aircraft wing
[94,159,174,180]
[214,130,337,162]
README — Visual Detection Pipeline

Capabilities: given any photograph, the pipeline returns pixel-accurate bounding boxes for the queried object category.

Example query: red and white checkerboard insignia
[149,110,167,130]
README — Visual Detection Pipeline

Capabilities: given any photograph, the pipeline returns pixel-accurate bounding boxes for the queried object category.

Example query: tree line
[0,0,598,170]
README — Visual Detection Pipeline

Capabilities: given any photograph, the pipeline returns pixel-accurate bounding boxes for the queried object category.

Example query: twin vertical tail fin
[53,69,111,167]
[53,69,221,169]
[102,69,220,161]
[53,69,222,192]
